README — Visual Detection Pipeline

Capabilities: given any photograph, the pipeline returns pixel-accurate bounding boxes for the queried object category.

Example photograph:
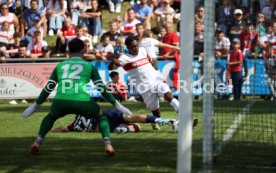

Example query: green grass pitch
[0,100,275,173]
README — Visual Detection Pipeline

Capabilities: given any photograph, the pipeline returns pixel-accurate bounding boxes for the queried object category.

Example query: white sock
[34,135,43,145]
[170,98,179,113]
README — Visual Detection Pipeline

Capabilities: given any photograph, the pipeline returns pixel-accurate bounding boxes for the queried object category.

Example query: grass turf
[0,100,275,173]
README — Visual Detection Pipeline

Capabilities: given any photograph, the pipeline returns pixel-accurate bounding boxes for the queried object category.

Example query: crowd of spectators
[0,0,275,101]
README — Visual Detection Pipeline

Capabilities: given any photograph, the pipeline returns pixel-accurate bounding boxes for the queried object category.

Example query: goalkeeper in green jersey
[22,38,132,156]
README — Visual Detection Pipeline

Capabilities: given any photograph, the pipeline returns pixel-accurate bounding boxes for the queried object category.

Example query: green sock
[38,114,57,138]
[98,114,110,139]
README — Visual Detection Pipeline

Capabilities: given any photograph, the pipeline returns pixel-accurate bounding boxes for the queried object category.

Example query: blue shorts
[104,110,126,131]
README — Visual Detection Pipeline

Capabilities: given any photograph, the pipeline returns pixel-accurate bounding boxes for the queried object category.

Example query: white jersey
[119,47,164,92]
[0,13,15,32]
[268,34,276,54]
[139,37,159,59]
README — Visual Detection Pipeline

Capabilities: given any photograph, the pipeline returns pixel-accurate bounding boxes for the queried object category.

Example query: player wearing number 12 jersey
[22,38,132,156]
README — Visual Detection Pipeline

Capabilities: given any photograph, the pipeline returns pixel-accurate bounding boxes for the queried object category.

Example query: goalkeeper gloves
[22,103,40,118]
[115,101,132,115]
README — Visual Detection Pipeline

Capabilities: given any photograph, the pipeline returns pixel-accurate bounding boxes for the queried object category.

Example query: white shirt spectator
[27,26,44,40]
[47,0,67,13]
[26,40,48,56]
[120,19,140,33]
[96,43,114,54]
[0,28,13,44]
[215,37,231,52]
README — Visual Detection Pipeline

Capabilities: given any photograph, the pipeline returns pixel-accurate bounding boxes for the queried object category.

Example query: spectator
[227,38,244,101]
[262,0,276,21]
[6,43,27,58]
[268,22,276,58]
[140,29,179,70]
[20,0,46,37]
[259,0,270,11]
[240,21,259,58]
[135,23,144,40]
[26,31,50,58]
[80,0,102,43]
[106,71,127,102]
[120,8,141,37]
[154,0,175,31]
[216,0,235,35]
[0,50,5,63]
[215,30,231,58]
[103,20,122,47]
[0,0,16,13]
[55,17,76,53]
[95,34,114,61]
[0,3,19,33]
[65,26,92,57]
[82,39,96,60]
[254,12,266,37]
[264,40,276,100]
[194,21,204,57]
[114,36,128,55]
[5,32,24,58]
[160,22,179,90]
[46,0,67,36]
[70,0,91,26]
[228,9,245,43]
[107,0,123,13]
[22,15,44,45]
[130,0,152,29]
[0,21,14,47]
[171,0,180,13]
[21,0,44,12]
[195,5,205,24]
[83,26,93,40]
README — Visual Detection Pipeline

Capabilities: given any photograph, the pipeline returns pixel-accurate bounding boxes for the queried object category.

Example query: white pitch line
[216,101,255,156]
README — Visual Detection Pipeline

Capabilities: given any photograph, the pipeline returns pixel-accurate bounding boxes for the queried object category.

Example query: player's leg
[84,100,115,156]
[156,82,179,113]
[30,100,67,155]
[158,83,199,128]
[140,90,161,130]
[123,114,175,125]
[115,123,141,133]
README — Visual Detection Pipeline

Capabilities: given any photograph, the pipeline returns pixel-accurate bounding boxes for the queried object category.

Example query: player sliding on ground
[22,38,132,156]
[108,36,198,129]
[51,109,176,133]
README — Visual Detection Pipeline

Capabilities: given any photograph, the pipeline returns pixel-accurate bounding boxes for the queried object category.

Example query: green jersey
[53,57,96,101]
[36,57,116,105]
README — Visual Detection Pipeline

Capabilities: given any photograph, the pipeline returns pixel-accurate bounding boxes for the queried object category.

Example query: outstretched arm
[108,58,121,70]
[22,68,58,118]
[157,42,180,50]
[36,68,58,104]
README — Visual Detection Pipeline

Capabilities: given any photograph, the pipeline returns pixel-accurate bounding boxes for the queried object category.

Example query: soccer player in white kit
[108,36,180,120]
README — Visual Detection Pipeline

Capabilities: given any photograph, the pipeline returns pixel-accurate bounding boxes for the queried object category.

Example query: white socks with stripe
[170,98,179,113]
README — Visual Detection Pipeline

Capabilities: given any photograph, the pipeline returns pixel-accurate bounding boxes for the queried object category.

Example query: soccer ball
[172,120,179,132]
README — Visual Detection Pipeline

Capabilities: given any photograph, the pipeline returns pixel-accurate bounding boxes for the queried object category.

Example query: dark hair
[125,36,139,46]
[215,29,223,35]
[135,23,144,29]
[68,38,84,53]
[0,3,8,9]
[30,0,39,4]
[100,34,110,42]
[109,71,119,78]
[13,32,22,38]
[34,31,41,36]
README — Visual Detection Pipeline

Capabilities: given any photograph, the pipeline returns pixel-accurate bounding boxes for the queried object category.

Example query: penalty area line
[215,101,255,156]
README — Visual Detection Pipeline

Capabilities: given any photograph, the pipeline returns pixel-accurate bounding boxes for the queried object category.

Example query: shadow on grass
[0,137,203,173]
